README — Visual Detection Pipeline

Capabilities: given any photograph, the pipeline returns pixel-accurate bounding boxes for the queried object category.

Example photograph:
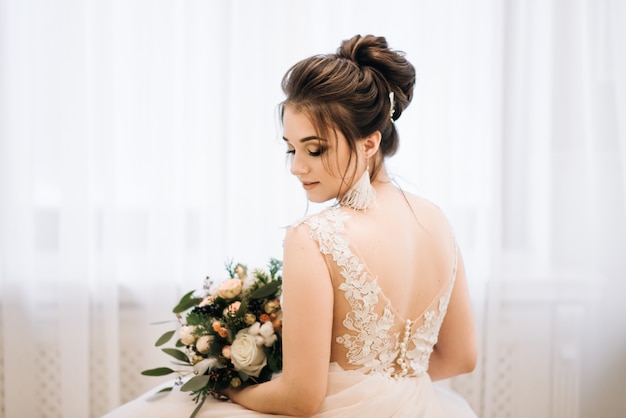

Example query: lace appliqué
[302,208,457,379]
[404,248,457,376]
[405,295,453,376]
[304,209,399,376]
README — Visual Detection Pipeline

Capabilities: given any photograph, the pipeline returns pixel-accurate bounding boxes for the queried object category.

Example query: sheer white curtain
[0,0,624,417]
[490,1,626,417]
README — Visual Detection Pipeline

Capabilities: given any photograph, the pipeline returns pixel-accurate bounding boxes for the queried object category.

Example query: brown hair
[280,34,416,182]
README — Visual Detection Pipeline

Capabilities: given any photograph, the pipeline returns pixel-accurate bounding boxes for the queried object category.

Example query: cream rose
[179,325,197,346]
[230,329,267,377]
[217,278,243,299]
[195,335,213,354]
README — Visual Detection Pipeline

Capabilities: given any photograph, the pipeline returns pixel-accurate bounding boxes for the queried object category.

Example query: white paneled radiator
[480,279,598,418]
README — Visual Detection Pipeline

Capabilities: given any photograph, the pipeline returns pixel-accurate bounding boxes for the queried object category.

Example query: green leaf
[149,319,177,325]
[146,386,174,402]
[224,259,235,278]
[141,367,175,376]
[162,348,190,364]
[154,330,176,347]
[268,258,283,278]
[180,375,211,392]
[173,290,203,314]
[190,396,207,418]
[250,280,281,299]
[236,299,248,318]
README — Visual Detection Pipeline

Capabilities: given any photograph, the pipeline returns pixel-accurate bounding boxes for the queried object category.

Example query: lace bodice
[301,207,457,379]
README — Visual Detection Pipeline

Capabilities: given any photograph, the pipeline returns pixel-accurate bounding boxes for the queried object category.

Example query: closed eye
[308,147,325,157]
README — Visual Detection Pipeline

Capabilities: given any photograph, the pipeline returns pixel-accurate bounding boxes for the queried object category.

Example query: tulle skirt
[103,363,477,418]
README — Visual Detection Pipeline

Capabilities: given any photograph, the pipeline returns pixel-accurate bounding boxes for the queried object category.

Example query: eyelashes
[285,147,326,157]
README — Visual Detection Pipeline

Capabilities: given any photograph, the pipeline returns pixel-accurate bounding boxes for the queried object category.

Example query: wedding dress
[104,207,477,418]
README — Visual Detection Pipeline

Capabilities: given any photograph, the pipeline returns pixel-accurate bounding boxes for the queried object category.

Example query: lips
[301,181,319,191]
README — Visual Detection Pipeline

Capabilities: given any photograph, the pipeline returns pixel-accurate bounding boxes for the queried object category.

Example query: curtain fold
[1,1,624,417]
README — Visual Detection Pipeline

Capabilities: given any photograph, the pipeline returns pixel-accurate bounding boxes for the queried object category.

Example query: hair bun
[337,35,415,120]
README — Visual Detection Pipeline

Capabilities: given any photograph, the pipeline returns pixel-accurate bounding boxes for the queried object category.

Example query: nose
[290,153,308,176]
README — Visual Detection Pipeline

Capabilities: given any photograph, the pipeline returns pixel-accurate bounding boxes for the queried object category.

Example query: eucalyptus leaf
[173,290,202,314]
[149,319,178,325]
[141,367,175,376]
[162,348,190,364]
[146,386,174,402]
[250,281,281,299]
[154,330,176,346]
[180,375,210,392]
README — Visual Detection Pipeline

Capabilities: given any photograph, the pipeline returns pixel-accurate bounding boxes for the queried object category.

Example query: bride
[105,34,478,417]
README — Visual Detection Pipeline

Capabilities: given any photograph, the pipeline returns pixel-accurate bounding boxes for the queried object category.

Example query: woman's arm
[224,224,334,416]
[426,248,478,381]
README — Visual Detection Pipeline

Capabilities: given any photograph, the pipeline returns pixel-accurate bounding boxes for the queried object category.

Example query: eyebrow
[282,136,326,143]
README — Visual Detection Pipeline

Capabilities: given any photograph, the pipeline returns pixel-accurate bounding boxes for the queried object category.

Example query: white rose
[230,329,267,377]
[195,335,213,353]
[179,325,197,346]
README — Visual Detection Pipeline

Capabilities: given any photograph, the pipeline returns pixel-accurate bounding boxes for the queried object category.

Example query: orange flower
[272,318,283,331]
[218,327,228,338]
[212,321,222,332]
[259,314,270,323]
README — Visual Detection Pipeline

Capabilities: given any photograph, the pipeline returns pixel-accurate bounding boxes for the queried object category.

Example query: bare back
[295,183,458,378]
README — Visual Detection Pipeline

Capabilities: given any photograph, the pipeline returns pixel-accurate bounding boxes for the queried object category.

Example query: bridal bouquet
[142,259,283,417]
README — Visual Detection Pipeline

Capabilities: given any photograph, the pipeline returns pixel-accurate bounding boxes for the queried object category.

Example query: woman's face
[282,106,360,204]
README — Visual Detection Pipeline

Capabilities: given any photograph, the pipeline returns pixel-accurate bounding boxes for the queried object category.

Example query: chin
[307,194,334,204]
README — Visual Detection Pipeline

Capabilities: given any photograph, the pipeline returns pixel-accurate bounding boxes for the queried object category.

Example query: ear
[361,130,382,159]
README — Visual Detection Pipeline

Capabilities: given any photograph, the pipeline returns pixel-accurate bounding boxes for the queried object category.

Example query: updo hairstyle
[280,34,416,181]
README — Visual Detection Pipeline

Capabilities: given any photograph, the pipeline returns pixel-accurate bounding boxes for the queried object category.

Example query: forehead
[282,106,317,139]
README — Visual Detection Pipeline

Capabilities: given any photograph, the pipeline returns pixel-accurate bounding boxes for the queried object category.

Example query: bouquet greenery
[142,259,283,417]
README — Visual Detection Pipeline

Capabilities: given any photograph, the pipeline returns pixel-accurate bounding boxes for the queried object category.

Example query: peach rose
[222,345,232,359]
[217,278,243,299]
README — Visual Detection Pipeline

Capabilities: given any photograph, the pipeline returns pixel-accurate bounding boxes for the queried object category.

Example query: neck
[371,165,391,186]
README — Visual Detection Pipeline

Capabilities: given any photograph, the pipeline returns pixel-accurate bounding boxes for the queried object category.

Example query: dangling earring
[340,164,376,211]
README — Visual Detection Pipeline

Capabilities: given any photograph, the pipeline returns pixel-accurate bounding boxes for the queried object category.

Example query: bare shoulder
[284,220,314,250]
[401,191,454,235]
